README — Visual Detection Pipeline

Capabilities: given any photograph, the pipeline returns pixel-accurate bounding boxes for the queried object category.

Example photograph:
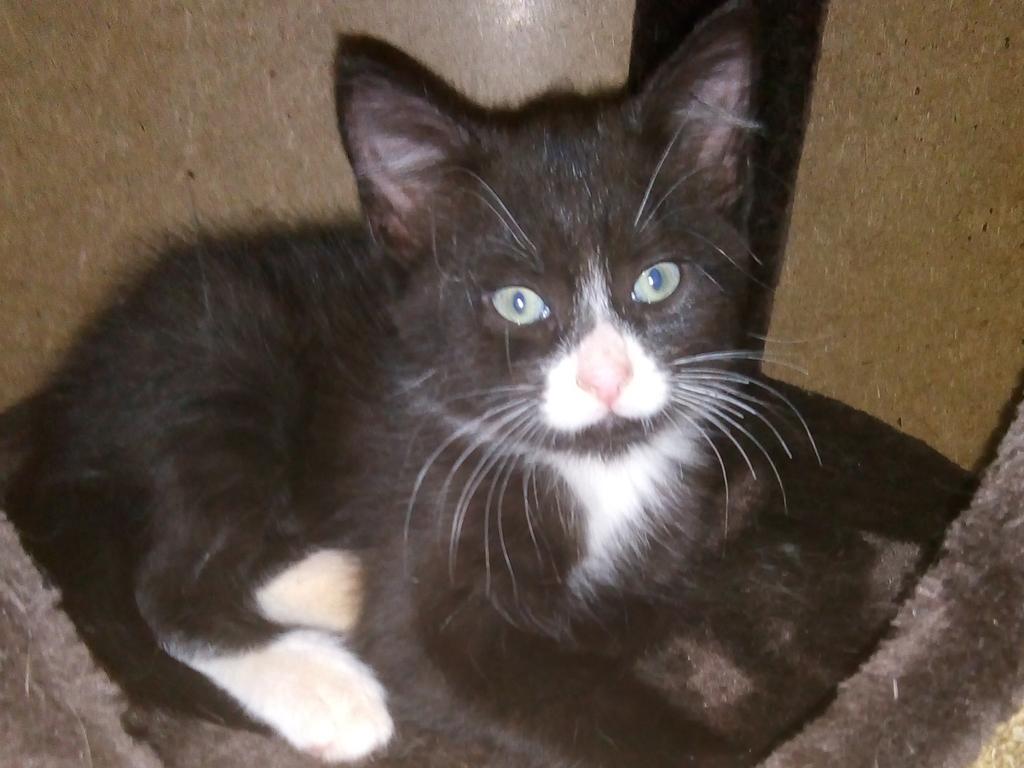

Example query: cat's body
[0,4,967,767]
[4,219,742,764]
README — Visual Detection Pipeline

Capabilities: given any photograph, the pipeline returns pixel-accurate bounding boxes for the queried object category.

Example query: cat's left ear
[335,37,478,259]
[633,0,758,211]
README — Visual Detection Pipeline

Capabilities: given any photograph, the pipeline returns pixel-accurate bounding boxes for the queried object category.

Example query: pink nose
[576,323,633,408]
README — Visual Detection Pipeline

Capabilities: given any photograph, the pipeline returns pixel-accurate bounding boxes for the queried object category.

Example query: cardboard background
[0,0,633,417]
[765,0,1023,469]
[3,2,1020,469]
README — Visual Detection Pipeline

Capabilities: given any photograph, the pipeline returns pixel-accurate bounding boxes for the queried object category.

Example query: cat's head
[336,2,758,458]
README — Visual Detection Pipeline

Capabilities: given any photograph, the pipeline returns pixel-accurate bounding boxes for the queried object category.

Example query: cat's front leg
[138,528,394,763]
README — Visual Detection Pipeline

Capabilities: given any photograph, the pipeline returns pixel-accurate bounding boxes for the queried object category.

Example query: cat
[0,2,965,766]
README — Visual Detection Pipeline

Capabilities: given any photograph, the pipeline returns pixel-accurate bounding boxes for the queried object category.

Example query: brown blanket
[2,391,1018,767]
[763,399,1024,768]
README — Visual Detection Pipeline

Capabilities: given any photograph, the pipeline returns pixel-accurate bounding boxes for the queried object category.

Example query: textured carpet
[2,393,1020,767]
[763,399,1024,768]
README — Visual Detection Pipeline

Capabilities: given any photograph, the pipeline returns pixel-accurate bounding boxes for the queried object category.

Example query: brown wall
[0,0,633,413]
[766,0,1024,469]
[0,2,1020,463]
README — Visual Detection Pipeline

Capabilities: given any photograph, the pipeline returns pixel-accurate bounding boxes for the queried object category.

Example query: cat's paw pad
[187,630,393,763]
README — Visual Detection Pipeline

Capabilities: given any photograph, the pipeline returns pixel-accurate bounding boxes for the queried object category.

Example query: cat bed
[1,384,1020,768]
[763,395,1024,768]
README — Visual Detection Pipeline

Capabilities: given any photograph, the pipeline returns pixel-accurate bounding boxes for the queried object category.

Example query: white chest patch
[546,428,701,590]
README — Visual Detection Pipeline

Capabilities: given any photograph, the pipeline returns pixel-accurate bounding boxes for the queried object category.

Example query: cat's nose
[576,323,633,408]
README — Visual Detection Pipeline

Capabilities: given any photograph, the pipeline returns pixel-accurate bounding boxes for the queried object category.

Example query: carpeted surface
[4,387,1021,767]
[0,514,161,768]
[762,399,1024,768]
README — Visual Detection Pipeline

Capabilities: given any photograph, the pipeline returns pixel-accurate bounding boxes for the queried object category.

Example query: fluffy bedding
[2,386,1020,767]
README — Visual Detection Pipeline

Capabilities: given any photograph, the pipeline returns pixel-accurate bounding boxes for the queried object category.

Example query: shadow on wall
[629,0,829,341]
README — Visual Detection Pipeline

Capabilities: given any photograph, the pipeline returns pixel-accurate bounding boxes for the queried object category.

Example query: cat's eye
[631,262,681,304]
[490,286,551,326]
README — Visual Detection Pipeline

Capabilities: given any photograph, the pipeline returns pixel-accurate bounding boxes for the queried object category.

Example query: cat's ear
[335,37,478,257]
[633,0,757,210]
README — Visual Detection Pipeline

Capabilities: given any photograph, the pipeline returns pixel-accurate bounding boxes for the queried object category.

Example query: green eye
[631,261,681,304]
[490,286,551,326]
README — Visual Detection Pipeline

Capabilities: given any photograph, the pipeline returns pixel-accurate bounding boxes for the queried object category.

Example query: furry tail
[0,398,34,504]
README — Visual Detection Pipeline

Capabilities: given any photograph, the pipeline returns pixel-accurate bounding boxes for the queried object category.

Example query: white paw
[256,549,364,634]
[184,630,394,763]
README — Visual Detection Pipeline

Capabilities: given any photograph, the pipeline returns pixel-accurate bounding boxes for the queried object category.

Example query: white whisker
[484,418,541,604]
[673,368,820,463]
[674,394,756,479]
[449,408,535,585]
[634,122,687,228]
[668,350,809,377]
[492,432,533,602]
[520,463,543,567]
[637,167,701,232]
[668,410,730,535]
[747,331,833,345]
[404,398,530,573]
[674,394,789,514]
[452,168,536,253]
[693,263,725,292]
[680,226,763,278]
[433,384,538,407]
[674,380,793,459]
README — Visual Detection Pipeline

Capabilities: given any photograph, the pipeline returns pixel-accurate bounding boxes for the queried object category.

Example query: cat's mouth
[543,407,677,456]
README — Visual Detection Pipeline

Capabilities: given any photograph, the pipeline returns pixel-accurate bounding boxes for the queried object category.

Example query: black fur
[0,4,969,766]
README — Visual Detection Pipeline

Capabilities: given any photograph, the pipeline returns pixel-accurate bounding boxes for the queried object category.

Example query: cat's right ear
[335,37,478,261]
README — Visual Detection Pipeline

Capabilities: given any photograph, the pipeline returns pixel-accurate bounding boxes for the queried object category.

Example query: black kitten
[4,3,830,765]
